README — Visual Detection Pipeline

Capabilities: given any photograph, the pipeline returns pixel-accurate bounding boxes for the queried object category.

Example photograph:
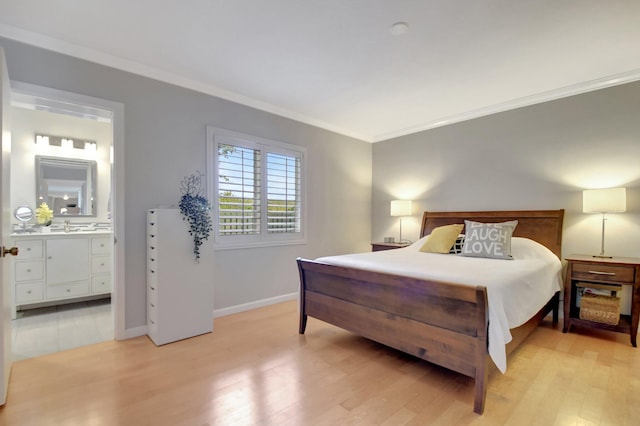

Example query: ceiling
[1,1,639,142]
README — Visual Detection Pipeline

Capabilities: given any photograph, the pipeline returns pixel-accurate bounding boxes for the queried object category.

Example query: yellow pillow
[420,224,464,253]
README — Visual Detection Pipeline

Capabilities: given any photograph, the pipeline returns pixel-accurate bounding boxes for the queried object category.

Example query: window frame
[206,126,307,250]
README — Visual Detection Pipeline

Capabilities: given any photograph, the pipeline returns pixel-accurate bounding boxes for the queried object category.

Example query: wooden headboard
[420,210,565,258]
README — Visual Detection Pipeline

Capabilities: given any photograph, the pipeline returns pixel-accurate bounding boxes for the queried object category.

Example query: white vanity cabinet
[12,232,113,312]
[90,237,112,294]
[14,239,45,305]
[146,209,213,345]
[46,238,90,283]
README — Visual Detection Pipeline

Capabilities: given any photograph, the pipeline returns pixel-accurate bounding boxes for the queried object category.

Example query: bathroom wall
[10,106,112,224]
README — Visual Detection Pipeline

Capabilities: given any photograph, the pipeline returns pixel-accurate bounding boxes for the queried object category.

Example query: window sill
[213,239,307,251]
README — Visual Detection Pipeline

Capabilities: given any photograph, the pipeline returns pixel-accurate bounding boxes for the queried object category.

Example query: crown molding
[0,24,370,142]
[371,69,640,142]
[3,24,639,144]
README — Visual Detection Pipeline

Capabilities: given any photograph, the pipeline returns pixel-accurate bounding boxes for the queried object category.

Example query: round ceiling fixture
[390,22,409,36]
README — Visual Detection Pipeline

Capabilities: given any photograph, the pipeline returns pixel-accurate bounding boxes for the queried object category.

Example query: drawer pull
[588,270,616,276]
[27,269,31,272]
[150,303,155,308]
[27,290,32,294]
[66,289,71,292]
[150,286,155,290]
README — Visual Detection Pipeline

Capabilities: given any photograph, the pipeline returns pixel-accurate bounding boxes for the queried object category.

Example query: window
[207,126,306,249]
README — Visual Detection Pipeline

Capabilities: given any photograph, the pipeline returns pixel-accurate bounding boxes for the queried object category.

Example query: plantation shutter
[266,152,301,233]
[209,126,306,249]
[217,143,261,235]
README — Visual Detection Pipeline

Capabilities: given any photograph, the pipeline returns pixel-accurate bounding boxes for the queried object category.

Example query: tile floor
[11,298,113,361]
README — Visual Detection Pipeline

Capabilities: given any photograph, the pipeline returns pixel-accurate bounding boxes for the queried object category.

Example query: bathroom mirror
[35,155,97,217]
[14,205,34,222]
[14,205,35,233]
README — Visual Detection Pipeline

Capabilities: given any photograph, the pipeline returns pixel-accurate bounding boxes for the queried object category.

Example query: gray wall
[1,38,372,331]
[373,82,640,260]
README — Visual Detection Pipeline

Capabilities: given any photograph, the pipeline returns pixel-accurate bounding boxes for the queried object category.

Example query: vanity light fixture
[34,133,97,151]
[85,141,97,153]
[61,138,74,151]
[35,135,49,148]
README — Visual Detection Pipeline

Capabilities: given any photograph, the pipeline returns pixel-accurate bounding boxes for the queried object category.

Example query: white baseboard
[123,325,148,340]
[214,292,297,318]
[122,292,297,340]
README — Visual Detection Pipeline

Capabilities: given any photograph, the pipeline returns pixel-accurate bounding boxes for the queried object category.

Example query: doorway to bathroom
[7,82,124,360]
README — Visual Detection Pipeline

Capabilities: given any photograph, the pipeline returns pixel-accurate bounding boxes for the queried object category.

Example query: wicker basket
[580,293,620,325]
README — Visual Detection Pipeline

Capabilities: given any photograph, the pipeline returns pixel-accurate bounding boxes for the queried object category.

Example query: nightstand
[371,242,409,252]
[563,254,640,347]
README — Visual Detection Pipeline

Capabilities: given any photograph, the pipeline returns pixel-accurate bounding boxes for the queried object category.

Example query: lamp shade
[390,200,412,217]
[583,187,626,213]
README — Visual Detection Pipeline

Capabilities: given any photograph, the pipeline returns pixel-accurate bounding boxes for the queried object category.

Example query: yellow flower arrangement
[35,202,54,225]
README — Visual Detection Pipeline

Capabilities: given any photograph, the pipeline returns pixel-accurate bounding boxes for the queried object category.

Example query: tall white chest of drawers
[147,208,214,345]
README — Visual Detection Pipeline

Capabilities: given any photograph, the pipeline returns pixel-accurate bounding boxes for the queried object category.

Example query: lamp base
[592,254,613,259]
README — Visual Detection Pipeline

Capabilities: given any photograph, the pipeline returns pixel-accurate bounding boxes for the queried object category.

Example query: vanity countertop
[11,229,112,237]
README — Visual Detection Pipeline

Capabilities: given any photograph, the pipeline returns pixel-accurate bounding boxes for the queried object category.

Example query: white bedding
[316,237,563,373]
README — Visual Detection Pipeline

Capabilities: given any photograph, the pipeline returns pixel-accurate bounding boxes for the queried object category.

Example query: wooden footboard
[297,258,490,414]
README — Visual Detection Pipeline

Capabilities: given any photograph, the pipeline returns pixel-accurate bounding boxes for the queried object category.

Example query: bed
[296,209,564,414]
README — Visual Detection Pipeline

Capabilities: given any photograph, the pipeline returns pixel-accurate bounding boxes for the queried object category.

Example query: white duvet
[316,237,563,373]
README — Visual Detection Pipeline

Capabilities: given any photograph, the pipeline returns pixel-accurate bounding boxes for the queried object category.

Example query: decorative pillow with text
[460,220,518,260]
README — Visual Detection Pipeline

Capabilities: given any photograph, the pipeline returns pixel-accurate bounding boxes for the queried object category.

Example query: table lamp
[583,187,626,258]
[390,200,412,243]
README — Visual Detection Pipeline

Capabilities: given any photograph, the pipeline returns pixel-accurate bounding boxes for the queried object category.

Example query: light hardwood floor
[0,300,638,425]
